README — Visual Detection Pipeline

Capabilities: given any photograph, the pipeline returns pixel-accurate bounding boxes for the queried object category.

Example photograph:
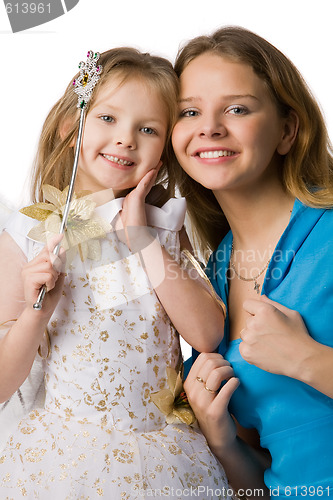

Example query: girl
[172,26,333,499]
[0,48,230,498]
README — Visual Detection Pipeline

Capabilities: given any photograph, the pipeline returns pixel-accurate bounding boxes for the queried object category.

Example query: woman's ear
[277,110,299,155]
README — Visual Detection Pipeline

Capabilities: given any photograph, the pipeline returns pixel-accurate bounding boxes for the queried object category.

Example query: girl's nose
[114,130,136,149]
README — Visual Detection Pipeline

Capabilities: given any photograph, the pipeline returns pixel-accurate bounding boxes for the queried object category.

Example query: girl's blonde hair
[31,47,179,206]
[174,26,333,257]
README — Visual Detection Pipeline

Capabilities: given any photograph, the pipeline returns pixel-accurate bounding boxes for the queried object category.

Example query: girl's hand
[22,234,66,317]
[116,167,159,251]
[240,295,315,378]
[184,353,240,453]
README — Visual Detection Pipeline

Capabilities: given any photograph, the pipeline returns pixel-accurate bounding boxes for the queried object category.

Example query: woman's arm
[116,170,225,353]
[241,295,333,398]
[0,231,65,402]
[184,353,271,498]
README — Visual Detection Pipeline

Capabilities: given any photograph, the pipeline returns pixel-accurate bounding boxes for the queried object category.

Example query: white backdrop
[0,0,332,208]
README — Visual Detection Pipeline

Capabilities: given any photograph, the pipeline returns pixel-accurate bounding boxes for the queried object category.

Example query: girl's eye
[141,127,156,135]
[179,109,199,118]
[226,105,248,116]
[100,115,114,123]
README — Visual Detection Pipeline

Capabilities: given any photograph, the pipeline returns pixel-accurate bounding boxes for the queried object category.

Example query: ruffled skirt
[0,409,230,499]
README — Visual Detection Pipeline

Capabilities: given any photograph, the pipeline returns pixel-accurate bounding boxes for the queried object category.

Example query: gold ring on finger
[196,376,205,384]
[204,385,217,394]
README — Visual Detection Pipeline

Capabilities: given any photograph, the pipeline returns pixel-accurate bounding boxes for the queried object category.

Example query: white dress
[0,198,229,499]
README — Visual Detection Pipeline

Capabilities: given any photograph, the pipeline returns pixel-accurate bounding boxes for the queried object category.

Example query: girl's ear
[59,118,75,146]
[277,110,299,155]
[155,160,163,172]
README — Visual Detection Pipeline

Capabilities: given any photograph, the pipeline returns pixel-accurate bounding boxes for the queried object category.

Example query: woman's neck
[214,183,295,252]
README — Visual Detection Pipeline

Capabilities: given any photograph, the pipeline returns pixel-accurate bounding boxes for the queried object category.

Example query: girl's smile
[76,77,168,197]
[101,153,135,169]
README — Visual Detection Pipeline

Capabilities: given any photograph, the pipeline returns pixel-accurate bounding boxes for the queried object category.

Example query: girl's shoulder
[145,197,187,232]
[2,210,41,258]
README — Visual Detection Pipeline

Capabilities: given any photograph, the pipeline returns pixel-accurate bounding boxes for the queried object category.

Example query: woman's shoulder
[289,200,333,246]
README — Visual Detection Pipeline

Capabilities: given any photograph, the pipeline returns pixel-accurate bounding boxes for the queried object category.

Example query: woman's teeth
[103,154,133,166]
[198,150,235,159]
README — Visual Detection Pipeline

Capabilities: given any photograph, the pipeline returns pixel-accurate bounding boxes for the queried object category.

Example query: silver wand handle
[33,109,86,310]
[33,49,102,311]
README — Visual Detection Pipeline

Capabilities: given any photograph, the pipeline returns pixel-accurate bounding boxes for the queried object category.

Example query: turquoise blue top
[205,199,333,498]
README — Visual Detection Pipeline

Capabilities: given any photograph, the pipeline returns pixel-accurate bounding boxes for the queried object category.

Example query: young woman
[172,26,333,499]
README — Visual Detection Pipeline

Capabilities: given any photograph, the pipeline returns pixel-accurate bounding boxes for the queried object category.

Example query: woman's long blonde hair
[31,47,179,206]
[174,26,333,258]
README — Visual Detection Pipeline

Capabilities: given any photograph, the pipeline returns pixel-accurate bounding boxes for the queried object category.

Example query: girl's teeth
[103,154,133,166]
[198,150,235,159]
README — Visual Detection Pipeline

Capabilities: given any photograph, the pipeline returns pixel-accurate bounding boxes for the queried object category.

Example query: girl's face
[172,53,292,196]
[76,77,168,197]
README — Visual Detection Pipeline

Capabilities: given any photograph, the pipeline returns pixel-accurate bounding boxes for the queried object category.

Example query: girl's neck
[214,182,295,252]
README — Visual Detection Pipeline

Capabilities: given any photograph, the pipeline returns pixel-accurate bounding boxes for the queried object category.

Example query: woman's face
[172,53,290,196]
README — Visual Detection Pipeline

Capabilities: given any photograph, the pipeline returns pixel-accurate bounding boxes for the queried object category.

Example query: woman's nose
[198,114,227,139]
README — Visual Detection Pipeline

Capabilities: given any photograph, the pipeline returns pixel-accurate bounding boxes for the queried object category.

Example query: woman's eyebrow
[178,94,259,104]
[178,97,201,104]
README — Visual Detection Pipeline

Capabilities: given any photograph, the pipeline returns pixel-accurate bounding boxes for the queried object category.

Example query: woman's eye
[180,109,199,118]
[226,105,247,115]
[100,115,114,123]
[141,127,156,135]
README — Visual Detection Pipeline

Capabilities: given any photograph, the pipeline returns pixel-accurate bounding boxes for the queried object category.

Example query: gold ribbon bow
[20,185,111,263]
[151,367,196,425]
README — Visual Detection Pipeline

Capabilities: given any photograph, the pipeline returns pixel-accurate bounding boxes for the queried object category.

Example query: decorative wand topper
[73,50,103,109]
[33,51,103,310]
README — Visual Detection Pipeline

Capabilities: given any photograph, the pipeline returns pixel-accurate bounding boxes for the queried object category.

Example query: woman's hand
[116,168,159,252]
[240,295,316,379]
[184,352,240,454]
[21,234,66,318]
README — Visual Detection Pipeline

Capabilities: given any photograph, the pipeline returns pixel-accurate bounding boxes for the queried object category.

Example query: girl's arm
[184,353,271,499]
[241,295,333,398]
[116,170,225,353]
[0,231,65,403]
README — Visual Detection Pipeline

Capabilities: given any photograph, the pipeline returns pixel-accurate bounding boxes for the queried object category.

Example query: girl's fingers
[46,233,64,253]
[135,169,159,199]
